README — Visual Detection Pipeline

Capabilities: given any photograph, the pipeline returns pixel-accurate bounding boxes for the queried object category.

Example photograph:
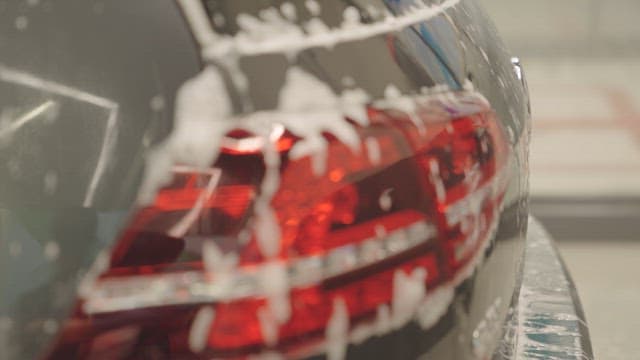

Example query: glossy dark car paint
[0,0,577,359]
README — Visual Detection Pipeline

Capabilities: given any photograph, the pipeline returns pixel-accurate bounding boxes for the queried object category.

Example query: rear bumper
[494,217,594,359]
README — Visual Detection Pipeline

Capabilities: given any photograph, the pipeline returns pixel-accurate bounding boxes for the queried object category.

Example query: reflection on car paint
[0,0,546,358]
[0,64,120,207]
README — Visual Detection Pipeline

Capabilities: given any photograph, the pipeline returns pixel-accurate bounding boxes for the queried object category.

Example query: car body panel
[494,217,594,360]
[0,0,589,359]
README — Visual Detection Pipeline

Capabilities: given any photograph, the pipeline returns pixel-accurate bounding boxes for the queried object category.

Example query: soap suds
[255,261,290,347]
[340,88,370,126]
[126,2,500,356]
[429,158,447,202]
[202,0,462,60]
[416,286,454,330]
[341,6,361,28]
[382,84,425,134]
[305,0,321,17]
[150,95,166,112]
[234,9,306,60]
[137,66,233,205]
[176,0,218,47]
[378,188,393,212]
[189,306,215,353]
[253,134,282,258]
[15,16,28,31]
[341,76,355,87]
[261,262,290,323]
[326,298,349,360]
[365,137,381,165]
[236,10,303,45]
[43,241,60,261]
[202,240,237,275]
[275,67,362,175]
[375,304,392,335]
[391,268,427,329]
[212,13,226,27]
[348,303,391,345]
[258,306,279,346]
[280,3,297,21]
[304,17,331,36]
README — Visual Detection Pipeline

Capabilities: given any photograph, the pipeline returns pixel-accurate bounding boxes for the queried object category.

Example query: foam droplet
[189,306,215,353]
[15,16,28,31]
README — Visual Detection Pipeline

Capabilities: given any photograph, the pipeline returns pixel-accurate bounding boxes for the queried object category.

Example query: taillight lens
[46,91,509,359]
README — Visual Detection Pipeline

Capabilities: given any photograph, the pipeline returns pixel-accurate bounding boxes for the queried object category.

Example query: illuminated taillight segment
[48,92,509,359]
[84,211,434,312]
[411,108,507,271]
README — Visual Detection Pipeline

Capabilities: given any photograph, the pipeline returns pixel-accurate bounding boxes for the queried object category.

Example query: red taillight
[47,91,509,359]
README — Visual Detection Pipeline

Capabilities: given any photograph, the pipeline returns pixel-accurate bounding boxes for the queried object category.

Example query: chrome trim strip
[83,163,510,315]
[83,219,436,314]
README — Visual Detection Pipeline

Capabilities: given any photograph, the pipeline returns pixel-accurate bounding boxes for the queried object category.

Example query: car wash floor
[527,59,640,360]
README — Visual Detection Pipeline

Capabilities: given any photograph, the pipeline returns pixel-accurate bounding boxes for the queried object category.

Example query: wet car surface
[0,0,591,359]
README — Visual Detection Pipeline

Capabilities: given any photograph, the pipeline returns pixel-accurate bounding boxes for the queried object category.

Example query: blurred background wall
[481,0,640,237]
[483,0,640,57]
[481,1,640,358]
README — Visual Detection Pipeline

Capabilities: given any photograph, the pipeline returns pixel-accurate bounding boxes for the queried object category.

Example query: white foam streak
[276,67,362,175]
[189,306,215,353]
[416,287,454,329]
[382,84,425,134]
[202,240,237,275]
[137,66,233,205]
[256,261,291,346]
[254,136,282,258]
[176,0,218,47]
[391,268,427,329]
[203,0,462,60]
[365,137,381,165]
[326,298,349,360]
